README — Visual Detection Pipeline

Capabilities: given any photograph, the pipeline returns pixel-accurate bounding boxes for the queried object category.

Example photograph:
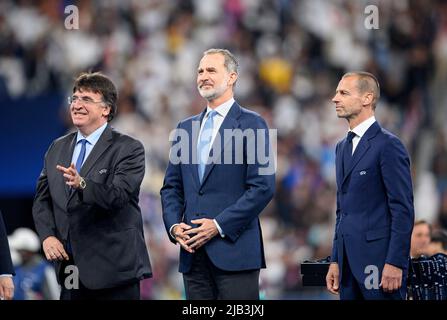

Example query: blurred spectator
[1,0,446,299]
[8,228,59,300]
[426,229,447,256]
[410,220,431,258]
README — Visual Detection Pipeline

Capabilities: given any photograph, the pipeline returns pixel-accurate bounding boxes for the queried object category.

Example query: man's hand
[172,223,194,253]
[57,163,81,189]
[43,236,69,261]
[0,276,14,300]
[184,218,219,250]
[326,263,340,295]
[380,263,402,293]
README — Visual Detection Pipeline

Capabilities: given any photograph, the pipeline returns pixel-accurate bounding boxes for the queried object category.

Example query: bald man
[326,72,414,300]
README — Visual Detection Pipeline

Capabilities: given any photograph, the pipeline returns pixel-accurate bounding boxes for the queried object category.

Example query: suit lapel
[79,124,113,177]
[62,133,77,197]
[190,111,206,191]
[341,121,380,186]
[200,103,241,187]
[336,143,344,189]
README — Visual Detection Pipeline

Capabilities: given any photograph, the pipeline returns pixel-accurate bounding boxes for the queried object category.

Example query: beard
[198,80,228,101]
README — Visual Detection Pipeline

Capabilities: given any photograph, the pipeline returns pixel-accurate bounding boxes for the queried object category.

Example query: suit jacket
[161,102,275,273]
[32,124,152,290]
[0,210,14,275]
[331,121,414,286]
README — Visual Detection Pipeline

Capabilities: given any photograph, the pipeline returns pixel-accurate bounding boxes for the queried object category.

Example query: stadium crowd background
[1,0,447,299]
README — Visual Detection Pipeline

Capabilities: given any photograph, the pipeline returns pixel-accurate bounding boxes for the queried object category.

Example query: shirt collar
[76,122,108,145]
[205,97,235,119]
[351,116,376,138]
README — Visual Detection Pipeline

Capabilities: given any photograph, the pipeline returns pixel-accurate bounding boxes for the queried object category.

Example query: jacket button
[199,191,204,195]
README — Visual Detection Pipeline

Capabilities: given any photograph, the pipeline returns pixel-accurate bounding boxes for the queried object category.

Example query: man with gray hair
[161,48,275,299]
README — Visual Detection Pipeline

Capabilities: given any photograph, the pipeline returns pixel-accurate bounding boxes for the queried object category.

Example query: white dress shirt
[349,116,376,155]
[197,97,235,154]
[71,122,108,167]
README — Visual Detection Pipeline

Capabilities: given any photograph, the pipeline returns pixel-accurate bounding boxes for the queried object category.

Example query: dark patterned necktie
[343,131,356,176]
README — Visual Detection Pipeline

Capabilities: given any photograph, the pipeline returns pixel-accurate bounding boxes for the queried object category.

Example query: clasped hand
[172,219,218,253]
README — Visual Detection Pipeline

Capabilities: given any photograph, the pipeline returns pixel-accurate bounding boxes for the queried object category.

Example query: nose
[71,100,84,110]
[198,71,210,83]
[332,93,339,103]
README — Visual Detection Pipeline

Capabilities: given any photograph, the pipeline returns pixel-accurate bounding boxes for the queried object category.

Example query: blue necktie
[75,139,88,173]
[197,111,217,182]
[342,131,356,176]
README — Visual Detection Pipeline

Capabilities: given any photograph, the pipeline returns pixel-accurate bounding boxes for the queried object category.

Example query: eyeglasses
[68,95,105,106]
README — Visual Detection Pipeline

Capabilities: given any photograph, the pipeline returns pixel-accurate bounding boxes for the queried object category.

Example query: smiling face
[70,88,110,136]
[197,53,237,107]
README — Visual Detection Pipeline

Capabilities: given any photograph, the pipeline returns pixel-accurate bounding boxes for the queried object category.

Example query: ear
[102,105,111,118]
[228,72,238,86]
[363,92,374,106]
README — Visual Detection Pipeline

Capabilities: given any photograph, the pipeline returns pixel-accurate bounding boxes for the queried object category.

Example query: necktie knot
[346,131,356,143]
[207,110,217,121]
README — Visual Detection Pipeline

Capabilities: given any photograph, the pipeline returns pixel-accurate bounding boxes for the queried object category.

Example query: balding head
[342,72,380,109]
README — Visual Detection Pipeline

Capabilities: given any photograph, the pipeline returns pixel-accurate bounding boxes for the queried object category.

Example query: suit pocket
[89,168,111,184]
[106,228,137,272]
[350,167,376,191]
[366,227,390,241]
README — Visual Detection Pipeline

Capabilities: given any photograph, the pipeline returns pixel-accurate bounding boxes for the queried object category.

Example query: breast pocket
[89,168,111,183]
[349,167,375,191]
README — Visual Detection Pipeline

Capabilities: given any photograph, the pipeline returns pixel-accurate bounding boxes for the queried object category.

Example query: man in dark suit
[326,72,414,300]
[160,48,275,299]
[0,210,14,300]
[32,72,152,300]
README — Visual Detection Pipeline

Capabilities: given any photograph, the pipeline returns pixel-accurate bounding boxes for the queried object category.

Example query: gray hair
[343,71,380,109]
[203,48,239,75]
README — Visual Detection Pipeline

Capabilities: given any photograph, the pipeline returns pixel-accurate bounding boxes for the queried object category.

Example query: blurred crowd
[1,0,447,299]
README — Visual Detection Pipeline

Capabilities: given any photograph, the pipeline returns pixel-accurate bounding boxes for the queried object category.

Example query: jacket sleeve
[381,136,414,269]
[32,142,57,243]
[160,123,185,244]
[214,116,275,243]
[0,211,14,275]
[331,142,341,263]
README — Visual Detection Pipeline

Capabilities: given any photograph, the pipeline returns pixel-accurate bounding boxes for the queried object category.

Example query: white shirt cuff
[169,223,179,240]
[0,274,13,277]
[213,219,225,238]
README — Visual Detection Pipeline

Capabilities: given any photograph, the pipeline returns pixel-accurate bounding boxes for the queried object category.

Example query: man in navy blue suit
[160,48,275,299]
[0,210,14,300]
[326,72,414,300]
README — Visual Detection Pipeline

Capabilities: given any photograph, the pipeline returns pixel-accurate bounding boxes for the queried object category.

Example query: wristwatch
[79,177,87,190]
